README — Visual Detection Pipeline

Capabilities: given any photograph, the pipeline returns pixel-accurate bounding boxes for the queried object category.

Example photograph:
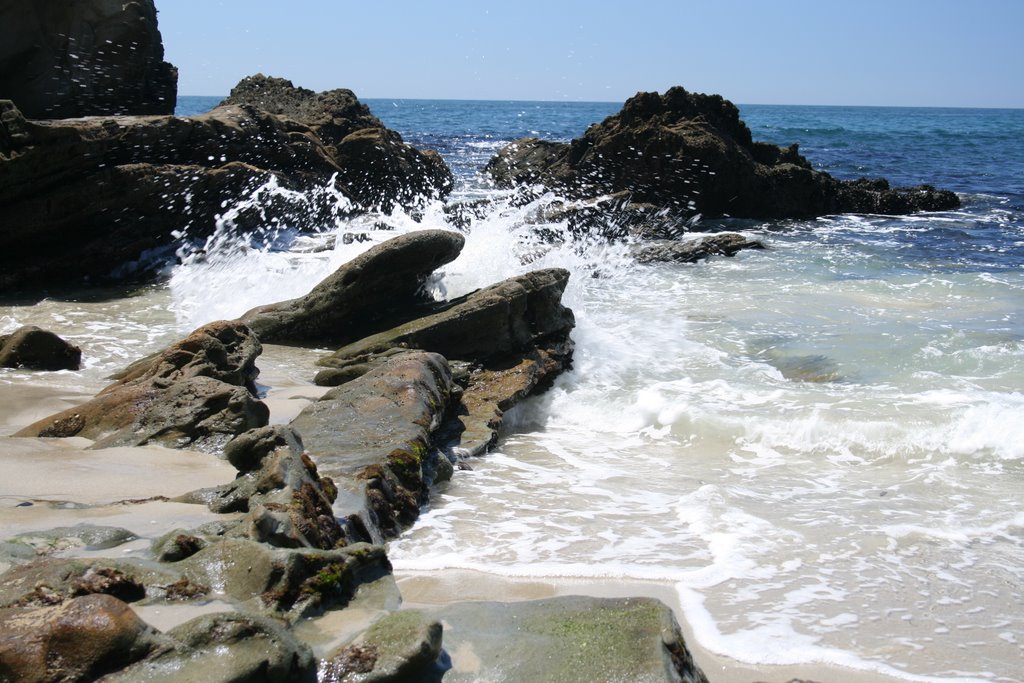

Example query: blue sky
[158,1,1024,107]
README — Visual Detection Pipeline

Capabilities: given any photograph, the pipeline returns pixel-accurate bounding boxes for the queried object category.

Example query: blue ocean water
[164,95,1024,680]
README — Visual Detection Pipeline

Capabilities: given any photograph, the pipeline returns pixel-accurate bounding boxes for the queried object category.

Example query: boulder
[633,233,766,264]
[239,229,466,345]
[0,326,81,370]
[15,320,268,451]
[487,86,960,219]
[321,609,443,682]
[0,0,177,119]
[0,594,167,683]
[291,352,455,542]
[317,268,575,366]
[105,612,317,683]
[220,74,453,210]
[424,596,709,683]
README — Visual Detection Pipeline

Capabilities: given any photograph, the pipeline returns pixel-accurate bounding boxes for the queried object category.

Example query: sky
[158,0,1024,108]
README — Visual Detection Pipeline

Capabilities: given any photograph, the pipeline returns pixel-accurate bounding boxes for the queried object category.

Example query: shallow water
[3,99,1023,681]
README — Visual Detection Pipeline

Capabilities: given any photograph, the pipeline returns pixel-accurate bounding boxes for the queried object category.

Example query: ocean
[7,96,1024,681]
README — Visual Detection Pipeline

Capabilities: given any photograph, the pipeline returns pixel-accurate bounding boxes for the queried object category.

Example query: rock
[239,229,466,345]
[487,86,960,219]
[424,596,709,683]
[291,352,455,542]
[8,525,137,554]
[0,326,81,370]
[15,320,268,451]
[0,559,147,608]
[183,425,347,551]
[0,594,167,683]
[633,233,766,264]
[220,74,453,210]
[321,610,443,682]
[317,268,575,366]
[0,100,343,290]
[0,0,177,119]
[177,538,392,620]
[105,612,317,683]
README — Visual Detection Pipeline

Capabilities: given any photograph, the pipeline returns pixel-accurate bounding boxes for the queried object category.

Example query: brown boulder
[0,594,165,683]
[15,320,268,450]
[0,0,177,119]
[239,229,466,346]
[0,326,81,371]
[633,233,767,264]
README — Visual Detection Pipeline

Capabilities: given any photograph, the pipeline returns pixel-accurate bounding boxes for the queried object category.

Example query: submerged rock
[15,320,268,450]
[487,86,960,220]
[0,326,81,371]
[0,0,177,119]
[239,229,465,346]
[424,596,709,683]
[633,233,767,264]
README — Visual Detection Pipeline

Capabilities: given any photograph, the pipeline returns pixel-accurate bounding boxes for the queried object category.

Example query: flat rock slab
[426,596,709,683]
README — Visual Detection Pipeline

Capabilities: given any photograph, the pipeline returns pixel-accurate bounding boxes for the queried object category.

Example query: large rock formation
[15,320,268,450]
[239,229,466,345]
[0,99,343,290]
[487,86,960,220]
[0,0,177,119]
[220,74,453,210]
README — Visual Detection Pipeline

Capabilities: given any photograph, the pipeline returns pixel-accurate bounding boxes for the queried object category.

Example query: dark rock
[151,531,207,563]
[292,351,454,542]
[0,0,177,119]
[0,325,81,370]
[487,86,960,219]
[633,233,766,264]
[317,268,575,366]
[15,320,268,450]
[220,74,453,210]
[424,596,709,683]
[240,229,466,345]
[0,100,344,290]
[0,594,167,683]
[321,610,443,682]
[105,612,317,683]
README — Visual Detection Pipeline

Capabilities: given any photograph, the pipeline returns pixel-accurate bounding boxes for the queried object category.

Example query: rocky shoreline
[0,1,966,681]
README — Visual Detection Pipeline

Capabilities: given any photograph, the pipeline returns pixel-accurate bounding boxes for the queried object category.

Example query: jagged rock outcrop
[0,78,452,291]
[220,74,453,210]
[0,100,343,290]
[15,320,268,450]
[0,0,177,119]
[292,351,455,542]
[239,229,466,345]
[487,86,960,220]
[0,326,81,371]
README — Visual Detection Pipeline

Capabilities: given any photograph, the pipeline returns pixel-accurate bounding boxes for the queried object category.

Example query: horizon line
[176,94,1024,111]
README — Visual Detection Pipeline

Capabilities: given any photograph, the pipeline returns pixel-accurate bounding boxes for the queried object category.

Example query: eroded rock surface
[16,320,267,450]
